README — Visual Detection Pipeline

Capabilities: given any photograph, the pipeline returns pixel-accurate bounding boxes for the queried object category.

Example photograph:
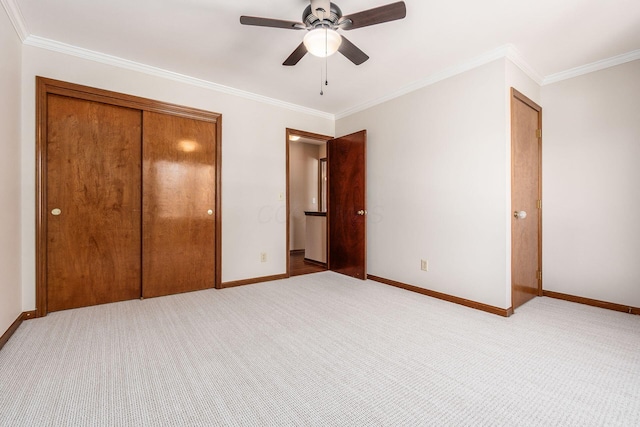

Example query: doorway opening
[286,129,331,277]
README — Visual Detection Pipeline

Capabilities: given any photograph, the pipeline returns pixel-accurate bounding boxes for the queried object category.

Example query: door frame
[285,128,332,277]
[35,77,222,317]
[510,87,543,310]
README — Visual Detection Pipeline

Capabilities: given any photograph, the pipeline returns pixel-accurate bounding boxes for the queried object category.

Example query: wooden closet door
[142,111,216,298]
[46,95,142,312]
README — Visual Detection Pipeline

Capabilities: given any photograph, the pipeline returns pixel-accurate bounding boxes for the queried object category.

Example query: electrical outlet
[278,192,284,201]
[421,259,428,271]
[260,252,267,263]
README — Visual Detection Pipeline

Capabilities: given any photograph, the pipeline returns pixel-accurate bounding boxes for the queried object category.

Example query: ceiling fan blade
[340,1,407,30]
[338,36,369,65]
[240,16,305,30]
[283,42,308,66]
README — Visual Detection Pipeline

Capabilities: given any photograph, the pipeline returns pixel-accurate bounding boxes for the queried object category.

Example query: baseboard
[368,275,513,317]
[290,249,305,255]
[0,311,36,351]
[221,274,288,289]
[543,290,639,315]
[303,258,327,268]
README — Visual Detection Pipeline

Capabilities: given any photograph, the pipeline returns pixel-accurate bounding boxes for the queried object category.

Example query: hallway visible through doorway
[290,250,326,276]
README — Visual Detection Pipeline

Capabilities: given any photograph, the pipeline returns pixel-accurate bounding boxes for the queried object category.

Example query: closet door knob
[51,208,62,216]
[513,210,527,219]
[207,209,213,215]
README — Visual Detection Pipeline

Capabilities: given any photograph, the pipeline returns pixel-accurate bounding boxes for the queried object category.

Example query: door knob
[207,209,213,215]
[51,208,62,216]
[513,210,527,219]
[357,210,367,216]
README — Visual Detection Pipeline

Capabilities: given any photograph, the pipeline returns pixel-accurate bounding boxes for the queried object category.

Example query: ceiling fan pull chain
[325,55,329,86]
[319,28,326,95]
[324,28,329,87]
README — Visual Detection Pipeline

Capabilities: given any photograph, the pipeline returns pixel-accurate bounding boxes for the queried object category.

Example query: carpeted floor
[1,271,638,426]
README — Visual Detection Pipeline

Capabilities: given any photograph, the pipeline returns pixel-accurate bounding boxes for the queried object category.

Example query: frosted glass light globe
[303,28,342,57]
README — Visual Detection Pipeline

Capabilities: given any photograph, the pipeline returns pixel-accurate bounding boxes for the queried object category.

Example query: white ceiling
[6,0,640,116]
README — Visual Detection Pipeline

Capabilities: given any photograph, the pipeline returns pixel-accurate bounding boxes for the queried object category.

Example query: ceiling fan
[240,0,407,66]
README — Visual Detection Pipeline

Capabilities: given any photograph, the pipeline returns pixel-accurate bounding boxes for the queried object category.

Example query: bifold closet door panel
[46,95,142,312]
[142,111,216,298]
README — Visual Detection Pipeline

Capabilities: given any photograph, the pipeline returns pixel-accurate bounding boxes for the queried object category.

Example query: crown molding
[504,44,544,85]
[22,35,335,121]
[0,0,29,41]
[542,49,640,85]
[7,0,638,121]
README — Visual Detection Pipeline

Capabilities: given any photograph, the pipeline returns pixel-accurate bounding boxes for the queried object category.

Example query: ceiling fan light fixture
[303,28,342,57]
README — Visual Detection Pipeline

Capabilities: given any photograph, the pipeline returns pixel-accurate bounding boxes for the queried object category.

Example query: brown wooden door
[46,95,142,312]
[142,111,216,298]
[327,130,367,279]
[511,89,542,310]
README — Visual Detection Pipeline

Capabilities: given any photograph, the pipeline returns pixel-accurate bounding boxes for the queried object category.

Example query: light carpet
[1,271,639,426]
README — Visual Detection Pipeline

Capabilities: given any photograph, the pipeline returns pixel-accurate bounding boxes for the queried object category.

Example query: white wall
[336,59,511,309]
[289,142,321,250]
[542,60,640,307]
[20,45,334,310]
[13,32,638,315]
[0,7,23,331]
[506,60,541,106]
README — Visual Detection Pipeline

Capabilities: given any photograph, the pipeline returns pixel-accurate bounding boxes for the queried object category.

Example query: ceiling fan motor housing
[303,2,343,28]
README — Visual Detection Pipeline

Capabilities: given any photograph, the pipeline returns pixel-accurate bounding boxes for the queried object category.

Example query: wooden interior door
[142,111,216,298]
[327,130,367,279]
[46,95,142,312]
[511,88,542,310]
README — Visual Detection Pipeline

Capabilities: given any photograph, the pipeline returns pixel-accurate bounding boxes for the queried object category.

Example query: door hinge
[537,271,542,281]
[537,199,542,209]
[536,129,542,138]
